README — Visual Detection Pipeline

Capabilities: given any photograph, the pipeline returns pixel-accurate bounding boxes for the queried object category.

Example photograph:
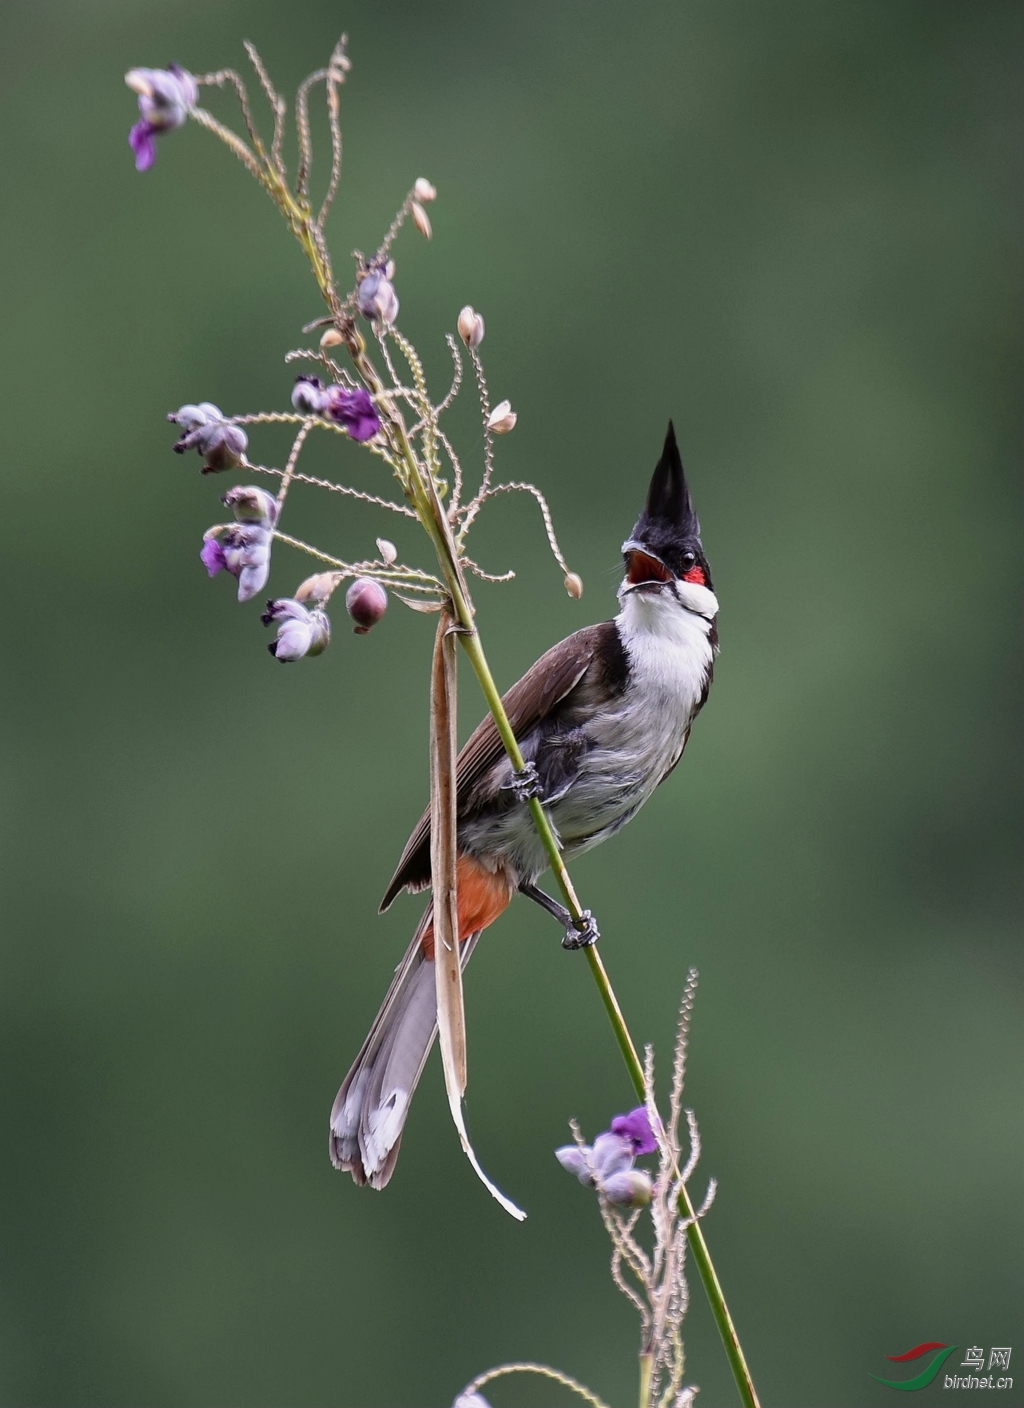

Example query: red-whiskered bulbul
[331,422,719,1187]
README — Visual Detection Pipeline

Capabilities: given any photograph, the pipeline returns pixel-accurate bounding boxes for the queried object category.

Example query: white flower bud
[295,572,338,603]
[376,538,398,566]
[564,572,584,599]
[413,177,437,202]
[411,201,433,240]
[486,399,517,434]
[319,327,344,349]
[457,306,485,349]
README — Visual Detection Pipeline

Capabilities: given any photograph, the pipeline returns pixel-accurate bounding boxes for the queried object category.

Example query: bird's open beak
[622,545,673,592]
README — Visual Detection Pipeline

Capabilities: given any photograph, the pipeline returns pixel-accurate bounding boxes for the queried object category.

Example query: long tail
[330,856,512,1188]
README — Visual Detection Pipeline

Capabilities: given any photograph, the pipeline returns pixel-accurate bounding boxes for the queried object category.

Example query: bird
[330,421,719,1188]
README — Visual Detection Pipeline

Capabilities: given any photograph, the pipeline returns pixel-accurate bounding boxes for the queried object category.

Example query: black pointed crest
[624,422,706,577]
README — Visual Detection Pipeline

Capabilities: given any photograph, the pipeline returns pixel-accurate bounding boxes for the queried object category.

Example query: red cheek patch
[682,565,706,585]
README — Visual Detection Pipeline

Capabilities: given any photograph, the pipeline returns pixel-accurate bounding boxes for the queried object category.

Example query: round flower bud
[199,422,247,473]
[346,578,388,634]
[486,399,517,434]
[457,306,485,349]
[221,485,278,524]
[564,572,584,599]
[292,375,327,416]
[599,1169,653,1209]
[414,177,437,202]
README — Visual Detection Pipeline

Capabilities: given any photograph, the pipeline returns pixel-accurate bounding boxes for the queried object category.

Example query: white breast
[460,585,717,882]
[557,588,715,847]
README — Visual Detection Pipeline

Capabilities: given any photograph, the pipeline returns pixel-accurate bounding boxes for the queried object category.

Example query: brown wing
[379,622,612,910]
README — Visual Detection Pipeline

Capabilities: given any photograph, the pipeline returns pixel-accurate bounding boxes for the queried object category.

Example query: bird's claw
[502,762,544,804]
[562,910,600,950]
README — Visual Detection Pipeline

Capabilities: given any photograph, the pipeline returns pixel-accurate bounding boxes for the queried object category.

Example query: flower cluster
[169,403,248,473]
[125,65,197,171]
[556,1106,657,1209]
[200,486,278,602]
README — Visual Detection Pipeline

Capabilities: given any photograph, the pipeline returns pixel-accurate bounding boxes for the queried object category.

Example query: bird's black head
[622,422,713,592]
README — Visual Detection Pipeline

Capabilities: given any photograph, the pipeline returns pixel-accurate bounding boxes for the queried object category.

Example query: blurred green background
[0,2,1019,1405]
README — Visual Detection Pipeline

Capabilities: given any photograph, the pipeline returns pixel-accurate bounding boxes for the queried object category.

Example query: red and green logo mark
[872,1342,959,1391]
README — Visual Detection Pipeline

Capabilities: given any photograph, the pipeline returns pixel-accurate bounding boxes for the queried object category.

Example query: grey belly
[457,723,683,883]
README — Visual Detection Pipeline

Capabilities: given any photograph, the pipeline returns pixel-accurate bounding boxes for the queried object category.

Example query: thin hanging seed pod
[429,611,525,1221]
[430,611,466,1096]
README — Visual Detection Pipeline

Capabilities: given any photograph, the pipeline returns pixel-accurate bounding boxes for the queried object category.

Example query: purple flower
[169,403,248,474]
[261,598,330,661]
[125,65,197,171]
[591,1131,635,1178]
[555,1131,634,1188]
[356,265,399,324]
[201,488,278,602]
[323,385,381,442]
[610,1106,658,1156]
[200,537,227,576]
[129,124,158,173]
[291,376,327,416]
[218,525,272,602]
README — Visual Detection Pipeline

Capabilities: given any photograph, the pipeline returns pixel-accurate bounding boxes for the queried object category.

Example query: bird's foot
[562,910,600,950]
[502,762,544,804]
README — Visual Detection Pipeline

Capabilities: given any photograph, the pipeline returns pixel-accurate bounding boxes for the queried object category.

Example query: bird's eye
[679,550,706,586]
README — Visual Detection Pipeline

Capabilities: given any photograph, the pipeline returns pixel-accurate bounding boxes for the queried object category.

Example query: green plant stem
[291,216,759,1408]
[638,1351,654,1408]
[417,473,761,1408]
[582,940,760,1408]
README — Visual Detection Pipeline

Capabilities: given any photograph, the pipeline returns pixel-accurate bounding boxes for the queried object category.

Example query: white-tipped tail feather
[330,907,481,1187]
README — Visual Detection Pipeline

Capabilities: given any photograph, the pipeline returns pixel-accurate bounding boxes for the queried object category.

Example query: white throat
[615,580,716,719]
[617,579,718,639]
